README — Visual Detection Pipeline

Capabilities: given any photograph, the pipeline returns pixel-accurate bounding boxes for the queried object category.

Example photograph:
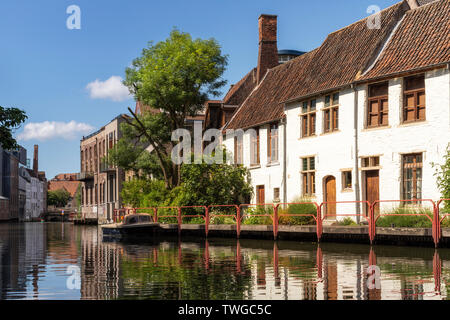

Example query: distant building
[48,173,80,209]
[0,145,26,221]
[78,115,127,223]
[17,145,47,221]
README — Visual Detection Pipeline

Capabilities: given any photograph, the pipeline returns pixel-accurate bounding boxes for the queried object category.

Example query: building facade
[78,115,126,223]
[0,145,27,221]
[48,173,80,210]
[222,0,449,221]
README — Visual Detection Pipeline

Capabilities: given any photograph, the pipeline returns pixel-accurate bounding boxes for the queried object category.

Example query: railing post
[236,206,241,238]
[205,206,209,238]
[273,204,279,240]
[433,201,440,248]
[369,202,375,245]
[153,207,158,223]
[177,207,182,237]
[316,203,322,242]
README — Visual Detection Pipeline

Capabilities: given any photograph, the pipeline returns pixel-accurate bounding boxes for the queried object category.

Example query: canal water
[0,222,449,300]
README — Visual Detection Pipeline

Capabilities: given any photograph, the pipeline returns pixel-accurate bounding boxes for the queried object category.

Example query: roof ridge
[326,1,404,37]
[361,15,407,77]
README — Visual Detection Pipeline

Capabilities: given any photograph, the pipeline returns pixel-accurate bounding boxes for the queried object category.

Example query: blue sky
[0,0,398,179]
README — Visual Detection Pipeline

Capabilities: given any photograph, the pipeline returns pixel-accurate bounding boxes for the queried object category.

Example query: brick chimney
[257,14,278,84]
[33,145,38,176]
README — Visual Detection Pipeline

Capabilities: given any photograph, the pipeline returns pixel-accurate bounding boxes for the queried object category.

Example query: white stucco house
[217,0,449,221]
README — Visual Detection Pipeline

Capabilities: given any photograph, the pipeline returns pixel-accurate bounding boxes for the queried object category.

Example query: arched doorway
[324,176,336,219]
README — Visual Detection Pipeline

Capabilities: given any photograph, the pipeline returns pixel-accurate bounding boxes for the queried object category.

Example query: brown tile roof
[223,68,257,106]
[226,50,317,129]
[48,180,80,197]
[284,2,408,102]
[226,2,408,129]
[361,0,450,81]
[417,0,439,6]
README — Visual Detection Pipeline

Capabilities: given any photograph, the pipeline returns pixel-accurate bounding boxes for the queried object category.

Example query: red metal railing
[154,207,179,232]
[371,199,438,247]
[113,198,450,246]
[239,204,276,239]
[319,201,372,243]
[113,208,128,223]
[207,205,240,237]
[180,206,208,235]
[275,202,320,240]
[436,199,450,241]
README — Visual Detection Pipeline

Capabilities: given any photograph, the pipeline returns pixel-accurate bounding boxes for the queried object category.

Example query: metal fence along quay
[111,199,450,248]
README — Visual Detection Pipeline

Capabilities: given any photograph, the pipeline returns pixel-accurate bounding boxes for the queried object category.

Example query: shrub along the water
[242,206,274,225]
[278,197,317,226]
[375,207,433,228]
[335,218,358,226]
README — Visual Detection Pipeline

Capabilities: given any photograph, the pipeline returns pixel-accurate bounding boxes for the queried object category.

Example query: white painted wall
[224,123,285,204]
[224,68,450,221]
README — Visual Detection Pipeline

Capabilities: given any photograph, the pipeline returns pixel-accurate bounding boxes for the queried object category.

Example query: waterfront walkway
[100,198,450,248]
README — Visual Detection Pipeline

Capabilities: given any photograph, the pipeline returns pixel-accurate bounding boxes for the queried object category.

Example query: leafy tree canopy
[121,151,253,209]
[0,106,27,150]
[48,189,72,207]
[119,29,228,188]
[435,145,450,209]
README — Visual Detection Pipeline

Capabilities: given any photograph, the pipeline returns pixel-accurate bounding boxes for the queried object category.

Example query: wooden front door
[365,170,380,215]
[325,176,336,218]
[256,185,265,204]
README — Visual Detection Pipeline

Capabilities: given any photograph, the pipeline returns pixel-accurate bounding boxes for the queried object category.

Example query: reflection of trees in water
[119,242,253,300]
[2,222,448,300]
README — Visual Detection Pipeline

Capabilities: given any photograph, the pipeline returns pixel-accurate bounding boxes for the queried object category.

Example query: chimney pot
[33,145,38,176]
[257,14,278,84]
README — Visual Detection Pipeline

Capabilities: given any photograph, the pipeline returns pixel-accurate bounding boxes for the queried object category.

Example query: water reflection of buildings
[79,227,122,299]
[0,223,47,299]
[194,241,445,301]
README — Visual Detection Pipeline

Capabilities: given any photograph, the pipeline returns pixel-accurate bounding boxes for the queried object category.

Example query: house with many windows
[221,0,449,220]
[78,115,127,223]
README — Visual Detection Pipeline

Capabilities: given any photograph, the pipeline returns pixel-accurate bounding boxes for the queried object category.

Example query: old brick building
[78,115,127,223]
[48,173,80,210]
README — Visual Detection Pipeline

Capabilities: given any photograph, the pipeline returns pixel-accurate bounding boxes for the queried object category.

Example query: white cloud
[18,121,95,141]
[86,76,132,102]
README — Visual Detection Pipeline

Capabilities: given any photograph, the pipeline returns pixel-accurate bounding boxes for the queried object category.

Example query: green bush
[335,218,358,226]
[185,217,206,224]
[278,197,317,225]
[242,206,273,225]
[376,207,433,228]
[209,213,236,225]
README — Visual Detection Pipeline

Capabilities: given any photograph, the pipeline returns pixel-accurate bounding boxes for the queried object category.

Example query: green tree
[0,106,27,149]
[108,118,166,180]
[174,155,253,207]
[121,179,171,208]
[435,146,450,209]
[121,29,228,188]
[48,189,71,207]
